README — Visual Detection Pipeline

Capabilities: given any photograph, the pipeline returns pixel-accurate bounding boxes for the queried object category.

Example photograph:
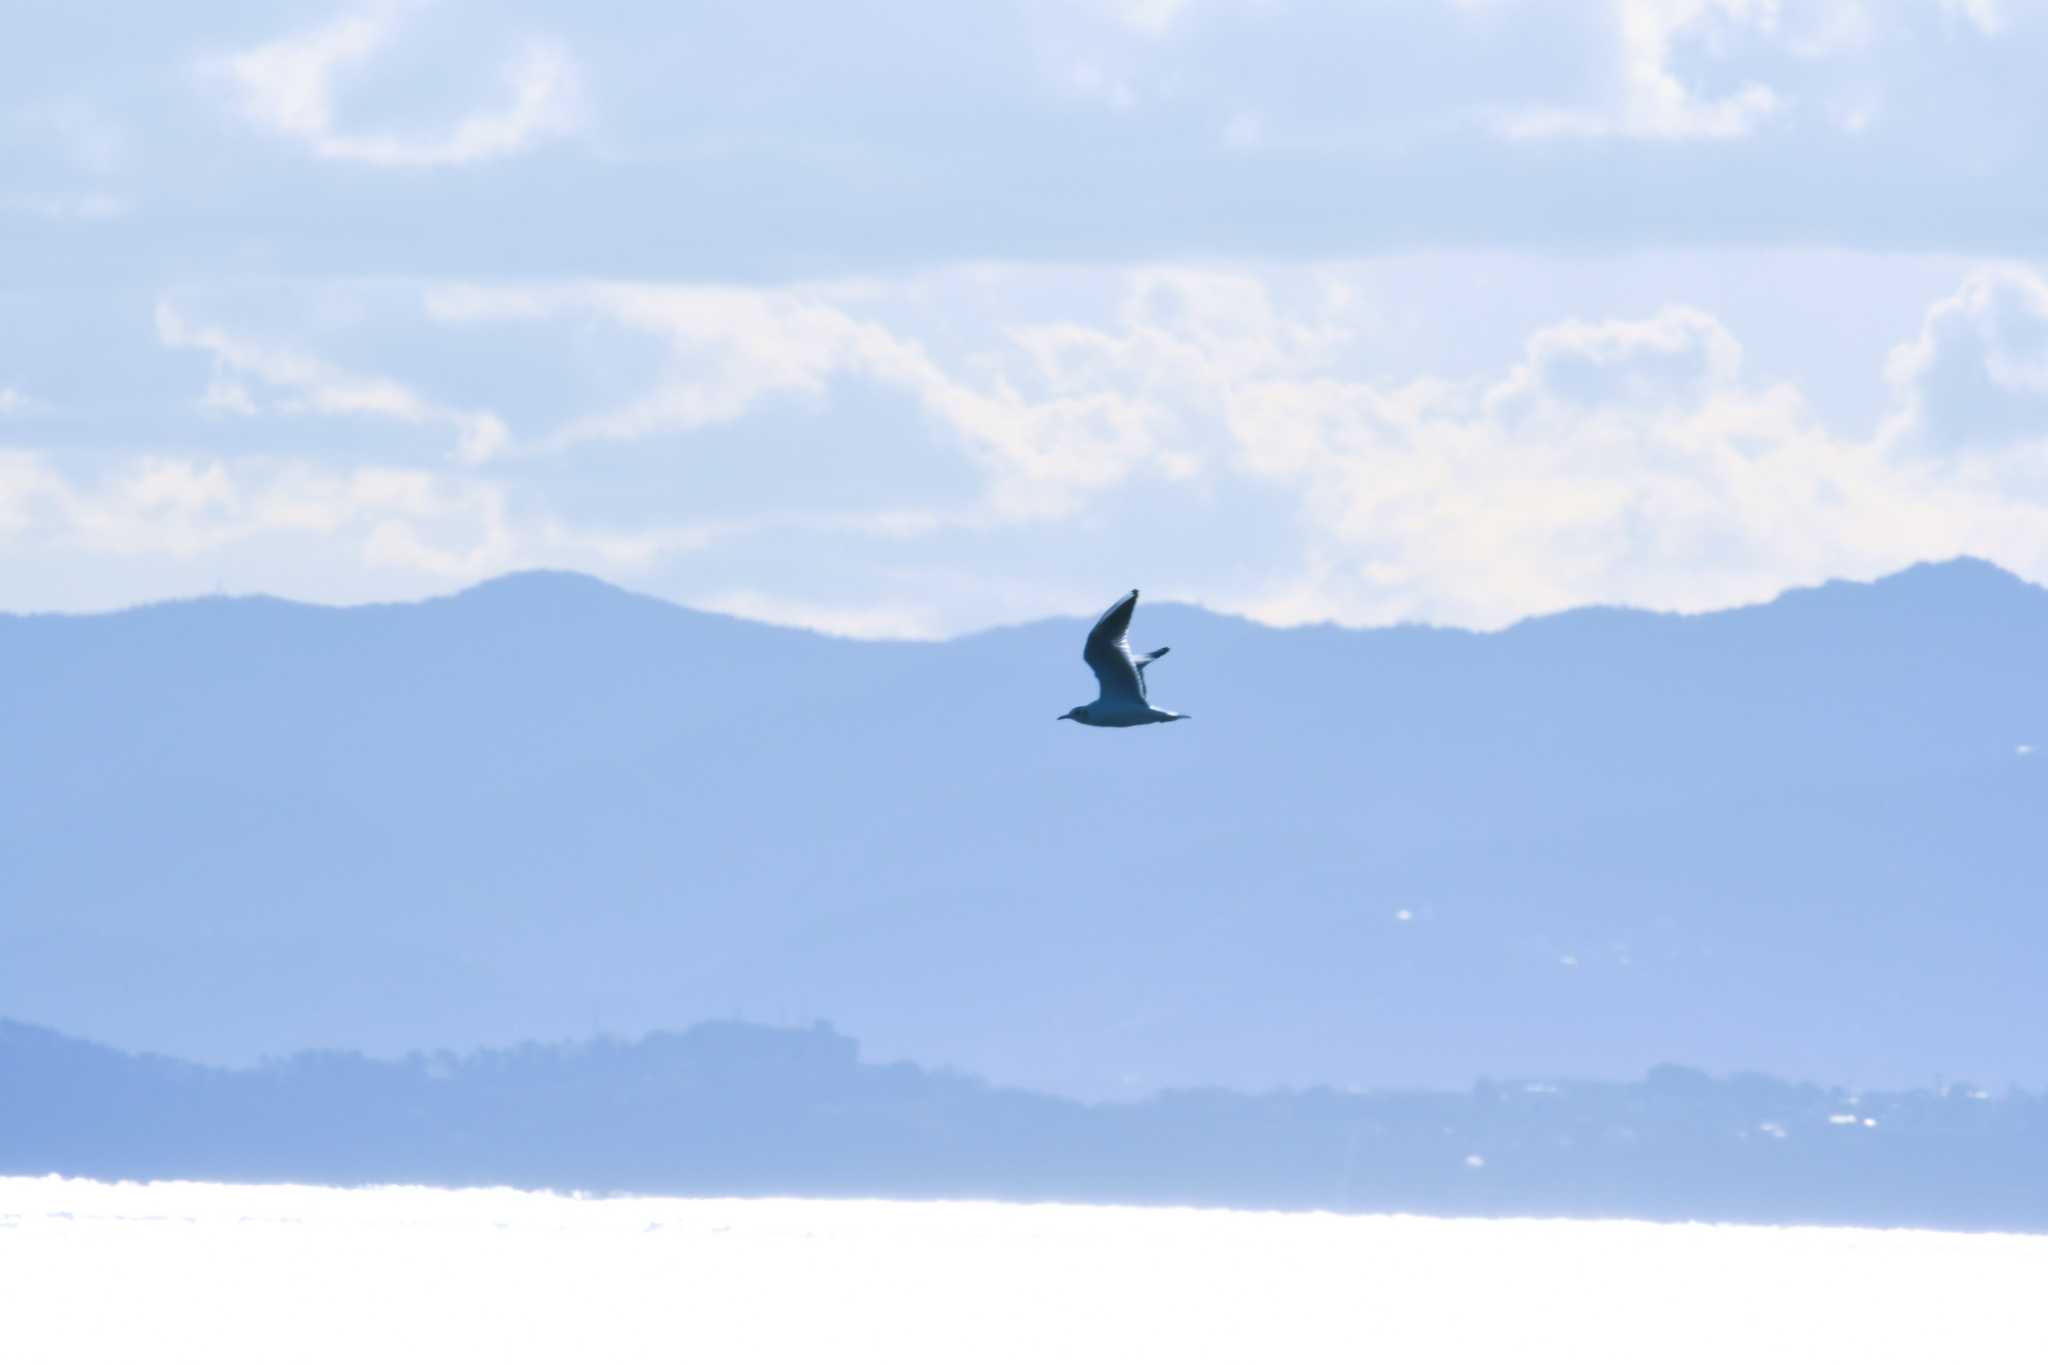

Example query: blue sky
[5,0,2048,635]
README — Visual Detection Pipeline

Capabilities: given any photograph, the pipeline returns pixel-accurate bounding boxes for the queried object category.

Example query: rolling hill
[3,560,2043,1097]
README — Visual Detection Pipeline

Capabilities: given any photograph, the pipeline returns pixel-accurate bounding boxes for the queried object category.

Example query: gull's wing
[1083,589,1146,704]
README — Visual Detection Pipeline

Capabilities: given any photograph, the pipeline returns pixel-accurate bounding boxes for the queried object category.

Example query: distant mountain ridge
[5,1016,2044,1233]
[3,559,2044,1098]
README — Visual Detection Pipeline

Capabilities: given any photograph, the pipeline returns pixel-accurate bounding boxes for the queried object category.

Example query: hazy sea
[4,1176,2043,1362]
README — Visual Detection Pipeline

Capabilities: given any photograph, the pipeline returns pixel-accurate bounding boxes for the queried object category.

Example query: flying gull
[1059,589,1189,727]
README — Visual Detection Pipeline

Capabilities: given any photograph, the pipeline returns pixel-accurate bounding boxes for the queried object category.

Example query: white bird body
[1060,589,1189,727]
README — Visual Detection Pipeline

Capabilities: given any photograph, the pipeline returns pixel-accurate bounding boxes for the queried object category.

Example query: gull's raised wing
[1082,588,1146,704]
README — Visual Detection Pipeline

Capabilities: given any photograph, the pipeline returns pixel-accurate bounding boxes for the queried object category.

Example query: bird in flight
[1059,589,1189,727]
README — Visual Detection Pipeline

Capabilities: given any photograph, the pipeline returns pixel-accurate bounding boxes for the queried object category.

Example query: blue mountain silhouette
[3,559,2043,1097]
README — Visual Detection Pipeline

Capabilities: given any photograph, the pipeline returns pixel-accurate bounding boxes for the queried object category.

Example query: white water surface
[3,1176,2044,1363]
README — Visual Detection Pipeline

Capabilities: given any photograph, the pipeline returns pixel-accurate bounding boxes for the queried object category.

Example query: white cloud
[0,449,65,536]
[1473,0,2039,148]
[425,280,1200,519]
[156,299,510,462]
[1488,309,1745,418]
[1094,0,1192,38]
[1884,267,2048,453]
[1490,0,1784,141]
[428,283,899,444]
[1134,273,2048,625]
[24,258,2048,635]
[1940,0,2008,35]
[205,4,584,168]
[409,262,2048,630]
[686,587,954,641]
[0,448,679,595]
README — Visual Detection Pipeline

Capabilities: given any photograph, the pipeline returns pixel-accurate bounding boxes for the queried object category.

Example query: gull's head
[1058,706,1088,723]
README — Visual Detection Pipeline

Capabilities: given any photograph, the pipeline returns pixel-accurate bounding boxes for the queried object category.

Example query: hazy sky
[5,0,2048,635]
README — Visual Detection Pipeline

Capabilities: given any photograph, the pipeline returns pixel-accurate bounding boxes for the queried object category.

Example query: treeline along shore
[5,1018,2043,1232]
